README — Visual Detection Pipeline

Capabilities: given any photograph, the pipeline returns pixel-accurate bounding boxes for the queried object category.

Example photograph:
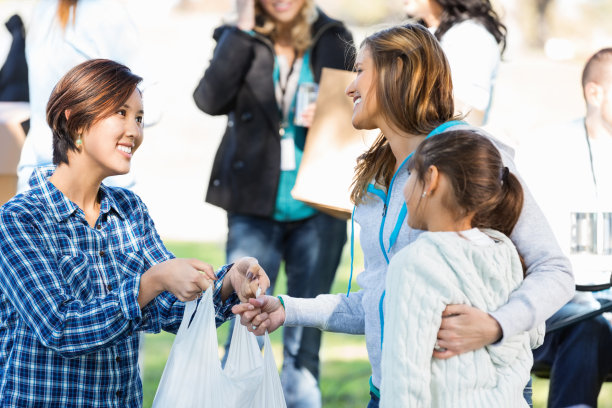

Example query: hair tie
[501,166,509,184]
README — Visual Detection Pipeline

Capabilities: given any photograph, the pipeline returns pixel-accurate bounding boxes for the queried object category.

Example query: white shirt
[517,118,612,292]
[434,20,501,123]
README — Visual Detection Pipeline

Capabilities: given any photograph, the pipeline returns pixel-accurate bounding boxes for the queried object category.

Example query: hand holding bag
[152,288,286,407]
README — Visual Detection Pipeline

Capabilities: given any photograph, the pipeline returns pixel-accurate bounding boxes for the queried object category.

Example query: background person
[17,0,160,193]
[192,1,355,406]
[232,23,573,408]
[403,0,506,125]
[0,59,268,407]
[381,130,543,407]
[517,47,612,408]
[0,14,28,102]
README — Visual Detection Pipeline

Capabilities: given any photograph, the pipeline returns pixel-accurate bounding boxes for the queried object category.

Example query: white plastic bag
[152,289,286,408]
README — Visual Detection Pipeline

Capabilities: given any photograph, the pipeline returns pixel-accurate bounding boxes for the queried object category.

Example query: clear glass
[570,212,597,254]
[293,82,318,127]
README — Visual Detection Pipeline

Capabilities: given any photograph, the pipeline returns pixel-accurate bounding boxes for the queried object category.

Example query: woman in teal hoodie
[233,23,574,408]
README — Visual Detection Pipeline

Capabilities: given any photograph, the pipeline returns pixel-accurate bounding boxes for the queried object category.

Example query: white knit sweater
[380,229,544,408]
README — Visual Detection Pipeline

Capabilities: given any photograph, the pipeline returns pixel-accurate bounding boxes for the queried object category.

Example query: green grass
[142,241,612,408]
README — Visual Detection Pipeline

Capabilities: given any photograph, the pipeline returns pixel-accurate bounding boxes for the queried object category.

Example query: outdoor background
[1,0,612,406]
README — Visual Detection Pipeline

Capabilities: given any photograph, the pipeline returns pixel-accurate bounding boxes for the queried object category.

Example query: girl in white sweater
[381,130,544,407]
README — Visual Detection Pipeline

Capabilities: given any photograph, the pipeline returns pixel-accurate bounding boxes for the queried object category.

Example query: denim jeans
[524,377,533,408]
[366,392,379,408]
[222,211,347,407]
[532,301,612,408]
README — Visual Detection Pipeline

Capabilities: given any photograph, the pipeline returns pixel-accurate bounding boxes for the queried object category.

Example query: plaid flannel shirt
[0,167,238,407]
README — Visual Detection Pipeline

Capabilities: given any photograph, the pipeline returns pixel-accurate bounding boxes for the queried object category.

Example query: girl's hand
[433,304,502,359]
[227,257,271,302]
[236,0,255,31]
[231,295,285,335]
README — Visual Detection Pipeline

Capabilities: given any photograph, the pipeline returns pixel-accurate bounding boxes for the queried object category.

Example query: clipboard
[291,68,378,219]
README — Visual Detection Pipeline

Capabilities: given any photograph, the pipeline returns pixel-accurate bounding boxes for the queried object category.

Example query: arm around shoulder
[490,161,574,340]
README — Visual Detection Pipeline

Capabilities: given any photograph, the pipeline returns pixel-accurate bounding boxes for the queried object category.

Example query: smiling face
[345,46,381,130]
[258,0,306,24]
[79,89,143,178]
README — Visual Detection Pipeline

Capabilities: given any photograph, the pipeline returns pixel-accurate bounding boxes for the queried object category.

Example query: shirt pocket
[108,250,146,282]
[58,253,95,302]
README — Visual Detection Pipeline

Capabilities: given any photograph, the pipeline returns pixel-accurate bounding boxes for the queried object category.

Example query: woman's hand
[433,304,502,359]
[299,102,317,128]
[232,295,285,335]
[236,0,255,31]
[139,258,216,307]
[225,257,270,302]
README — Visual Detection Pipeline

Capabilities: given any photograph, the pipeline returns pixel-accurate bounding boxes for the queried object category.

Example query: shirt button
[116,390,122,397]
[99,250,105,256]
[116,356,121,363]
[96,225,101,230]
[107,284,112,291]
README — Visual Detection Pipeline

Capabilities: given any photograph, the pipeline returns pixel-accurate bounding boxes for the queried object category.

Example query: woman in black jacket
[193,1,355,406]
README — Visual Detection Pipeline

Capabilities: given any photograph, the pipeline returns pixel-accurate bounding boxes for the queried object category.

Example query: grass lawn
[141,241,612,408]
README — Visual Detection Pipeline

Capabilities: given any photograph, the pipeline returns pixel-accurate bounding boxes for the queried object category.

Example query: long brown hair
[254,0,318,53]
[47,59,142,166]
[350,23,457,204]
[57,0,78,30]
[408,130,523,237]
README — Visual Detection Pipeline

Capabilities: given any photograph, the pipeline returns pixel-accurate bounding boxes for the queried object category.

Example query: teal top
[272,50,317,222]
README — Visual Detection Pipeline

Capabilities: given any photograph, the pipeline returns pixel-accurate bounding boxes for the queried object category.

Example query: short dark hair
[46,59,143,166]
[582,48,612,90]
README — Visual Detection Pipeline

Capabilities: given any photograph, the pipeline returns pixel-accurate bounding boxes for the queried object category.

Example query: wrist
[487,314,503,344]
[146,263,166,295]
[138,263,165,308]
[220,267,235,301]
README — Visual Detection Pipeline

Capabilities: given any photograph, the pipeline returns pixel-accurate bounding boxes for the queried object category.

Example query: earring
[75,135,82,147]
[421,192,427,198]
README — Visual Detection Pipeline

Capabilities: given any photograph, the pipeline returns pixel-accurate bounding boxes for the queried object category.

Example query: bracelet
[277,295,285,310]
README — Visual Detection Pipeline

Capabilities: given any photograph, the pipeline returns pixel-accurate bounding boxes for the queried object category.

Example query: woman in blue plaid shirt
[0,59,270,407]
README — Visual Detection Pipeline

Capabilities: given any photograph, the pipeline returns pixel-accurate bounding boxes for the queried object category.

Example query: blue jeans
[223,212,347,407]
[533,301,612,408]
[524,377,533,407]
[366,392,379,408]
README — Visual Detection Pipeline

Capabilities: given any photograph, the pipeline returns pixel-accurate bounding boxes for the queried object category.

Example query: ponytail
[472,169,523,237]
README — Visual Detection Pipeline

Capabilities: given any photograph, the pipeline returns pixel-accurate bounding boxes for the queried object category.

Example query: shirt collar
[29,166,128,222]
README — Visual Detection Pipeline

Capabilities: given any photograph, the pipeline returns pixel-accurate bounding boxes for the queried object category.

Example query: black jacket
[0,14,28,102]
[193,11,355,217]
